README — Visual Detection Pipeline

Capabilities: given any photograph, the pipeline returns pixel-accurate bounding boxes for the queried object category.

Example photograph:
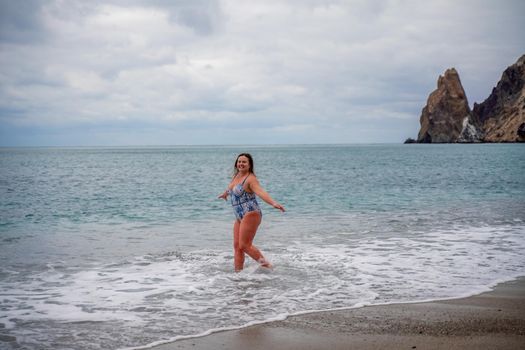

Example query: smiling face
[234,153,254,175]
[236,155,251,173]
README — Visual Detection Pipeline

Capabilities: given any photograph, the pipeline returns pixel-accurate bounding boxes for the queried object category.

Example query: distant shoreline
[404,137,525,144]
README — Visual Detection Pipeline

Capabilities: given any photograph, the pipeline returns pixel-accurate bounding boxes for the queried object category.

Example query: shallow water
[0,144,524,349]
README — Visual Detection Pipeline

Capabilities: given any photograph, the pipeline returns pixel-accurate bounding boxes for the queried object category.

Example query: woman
[218,153,285,272]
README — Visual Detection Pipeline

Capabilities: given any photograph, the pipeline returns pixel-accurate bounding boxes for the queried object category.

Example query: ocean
[1,144,524,349]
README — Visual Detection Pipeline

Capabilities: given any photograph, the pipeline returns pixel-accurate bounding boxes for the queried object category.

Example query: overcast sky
[0,0,524,146]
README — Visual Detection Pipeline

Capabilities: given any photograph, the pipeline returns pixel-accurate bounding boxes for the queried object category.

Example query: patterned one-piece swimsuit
[228,174,262,221]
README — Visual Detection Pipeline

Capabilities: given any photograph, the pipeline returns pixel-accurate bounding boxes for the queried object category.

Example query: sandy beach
[151,277,525,350]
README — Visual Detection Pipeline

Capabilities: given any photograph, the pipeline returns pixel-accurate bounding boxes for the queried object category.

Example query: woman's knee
[239,241,252,252]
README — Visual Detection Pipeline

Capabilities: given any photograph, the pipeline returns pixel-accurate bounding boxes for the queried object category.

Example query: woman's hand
[218,191,229,200]
[272,202,285,212]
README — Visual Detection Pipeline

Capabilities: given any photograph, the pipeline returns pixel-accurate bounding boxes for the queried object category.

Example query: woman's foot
[258,258,273,269]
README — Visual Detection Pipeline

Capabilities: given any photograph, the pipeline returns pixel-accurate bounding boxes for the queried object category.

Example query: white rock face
[457,116,483,143]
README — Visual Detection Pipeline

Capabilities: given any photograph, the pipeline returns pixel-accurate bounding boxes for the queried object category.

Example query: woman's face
[236,156,251,172]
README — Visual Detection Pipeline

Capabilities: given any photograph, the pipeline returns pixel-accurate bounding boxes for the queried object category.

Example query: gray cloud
[0,0,49,43]
[0,0,524,146]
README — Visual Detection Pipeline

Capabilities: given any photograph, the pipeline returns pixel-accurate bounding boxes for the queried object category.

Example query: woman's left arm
[248,177,285,212]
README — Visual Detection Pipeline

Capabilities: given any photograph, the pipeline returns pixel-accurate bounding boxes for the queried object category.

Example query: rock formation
[412,54,525,143]
[416,68,480,143]
[472,54,525,142]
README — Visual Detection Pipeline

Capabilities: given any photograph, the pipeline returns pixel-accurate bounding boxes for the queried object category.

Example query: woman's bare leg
[239,212,272,268]
[233,220,244,271]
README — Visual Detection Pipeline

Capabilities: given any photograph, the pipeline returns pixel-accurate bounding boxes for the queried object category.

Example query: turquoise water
[0,144,524,349]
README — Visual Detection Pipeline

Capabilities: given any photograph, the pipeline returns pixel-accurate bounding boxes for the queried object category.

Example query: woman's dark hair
[233,153,254,176]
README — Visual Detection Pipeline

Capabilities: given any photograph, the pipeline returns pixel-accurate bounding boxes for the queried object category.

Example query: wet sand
[152,278,525,350]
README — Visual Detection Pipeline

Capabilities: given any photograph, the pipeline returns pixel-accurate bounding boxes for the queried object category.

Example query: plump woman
[218,153,285,271]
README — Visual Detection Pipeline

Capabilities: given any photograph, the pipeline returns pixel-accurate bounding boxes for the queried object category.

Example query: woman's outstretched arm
[247,177,285,212]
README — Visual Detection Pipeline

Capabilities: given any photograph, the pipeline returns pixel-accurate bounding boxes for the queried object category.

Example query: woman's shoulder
[246,173,259,183]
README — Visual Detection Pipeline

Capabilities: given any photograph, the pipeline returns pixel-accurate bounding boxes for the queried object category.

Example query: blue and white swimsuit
[228,174,262,221]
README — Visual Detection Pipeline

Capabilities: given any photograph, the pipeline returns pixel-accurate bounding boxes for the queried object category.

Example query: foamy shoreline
[123,276,525,350]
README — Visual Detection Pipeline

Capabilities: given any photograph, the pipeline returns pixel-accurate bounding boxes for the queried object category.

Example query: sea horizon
[3,141,524,149]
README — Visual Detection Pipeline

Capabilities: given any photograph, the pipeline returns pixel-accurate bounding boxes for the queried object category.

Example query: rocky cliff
[412,54,525,143]
[472,54,525,142]
[416,68,479,143]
